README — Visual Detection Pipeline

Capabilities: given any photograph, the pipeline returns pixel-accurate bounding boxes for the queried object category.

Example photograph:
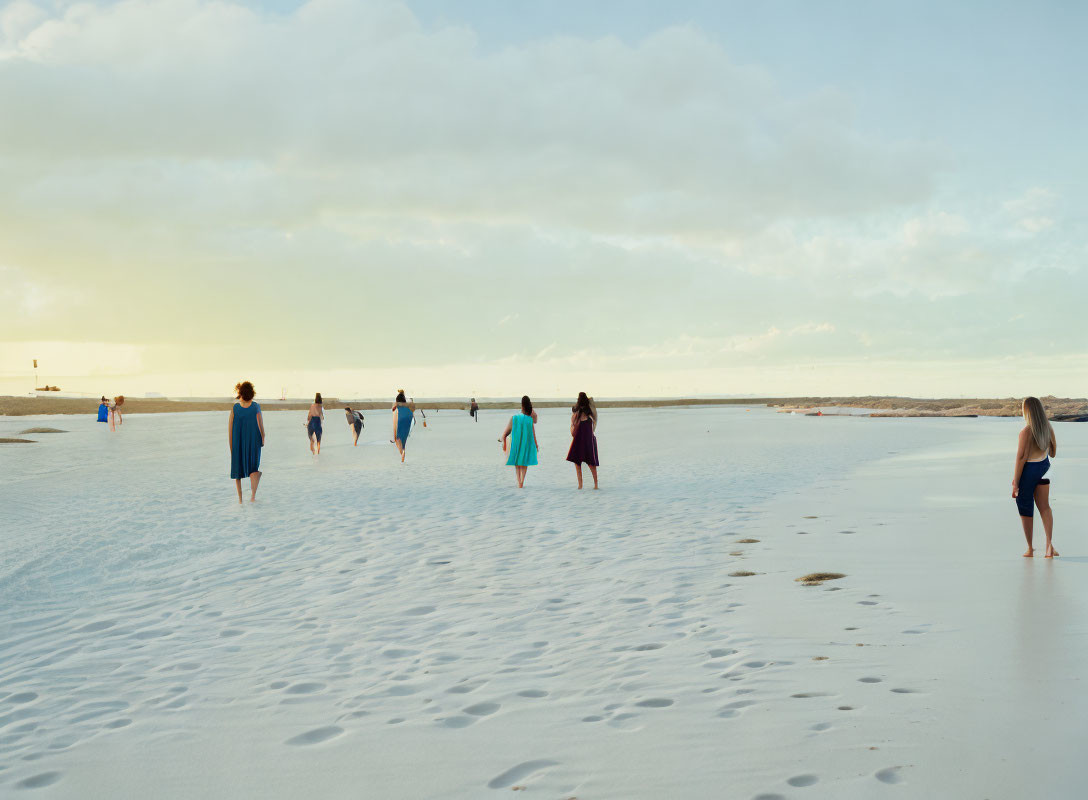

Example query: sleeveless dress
[231,402,262,479]
[506,413,538,466]
[566,417,599,466]
[97,403,109,422]
[396,404,413,445]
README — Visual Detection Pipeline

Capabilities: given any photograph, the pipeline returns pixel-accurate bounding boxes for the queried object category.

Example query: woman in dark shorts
[1012,396,1057,558]
[566,392,599,489]
[306,393,324,455]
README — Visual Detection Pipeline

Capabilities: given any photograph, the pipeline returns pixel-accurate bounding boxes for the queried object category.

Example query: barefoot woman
[1012,396,1058,558]
[229,381,265,503]
[566,392,600,489]
[393,391,413,462]
[501,395,539,488]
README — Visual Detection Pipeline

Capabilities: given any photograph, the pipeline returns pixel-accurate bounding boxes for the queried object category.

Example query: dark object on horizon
[1052,414,1088,422]
[36,385,61,391]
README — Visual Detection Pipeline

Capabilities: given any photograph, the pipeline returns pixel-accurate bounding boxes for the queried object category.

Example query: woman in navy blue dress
[229,381,265,503]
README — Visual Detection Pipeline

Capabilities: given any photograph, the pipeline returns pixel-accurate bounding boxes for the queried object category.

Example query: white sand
[1,407,1085,798]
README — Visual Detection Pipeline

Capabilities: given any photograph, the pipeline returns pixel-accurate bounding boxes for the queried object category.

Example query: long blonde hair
[1023,396,1054,454]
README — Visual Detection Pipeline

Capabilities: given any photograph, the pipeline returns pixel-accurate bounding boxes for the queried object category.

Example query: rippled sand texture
[1,408,1085,798]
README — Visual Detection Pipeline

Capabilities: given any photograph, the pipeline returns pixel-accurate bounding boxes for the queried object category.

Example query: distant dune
[3,394,1086,418]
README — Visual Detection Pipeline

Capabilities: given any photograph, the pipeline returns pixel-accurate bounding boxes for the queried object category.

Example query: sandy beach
[1,407,1085,798]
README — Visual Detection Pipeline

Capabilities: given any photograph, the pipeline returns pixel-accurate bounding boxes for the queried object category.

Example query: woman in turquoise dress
[229,380,265,503]
[501,395,539,488]
[392,391,413,462]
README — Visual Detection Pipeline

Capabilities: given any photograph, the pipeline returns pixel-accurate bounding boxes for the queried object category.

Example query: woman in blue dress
[97,397,109,423]
[229,381,265,503]
[501,395,539,488]
[392,391,413,462]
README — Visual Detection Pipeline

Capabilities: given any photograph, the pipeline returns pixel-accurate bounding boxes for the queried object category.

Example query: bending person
[229,381,264,503]
[501,395,539,488]
[1012,396,1058,558]
[566,391,600,489]
[345,406,364,446]
[306,393,324,455]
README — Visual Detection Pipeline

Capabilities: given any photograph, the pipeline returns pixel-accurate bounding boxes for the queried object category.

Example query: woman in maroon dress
[566,392,599,489]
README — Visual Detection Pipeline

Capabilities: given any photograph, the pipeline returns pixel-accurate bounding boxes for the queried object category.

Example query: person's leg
[396,438,405,462]
[588,464,599,489]
[1020,511,1034,556]
[309,429,315,454]
[315,427,321,455]
[575,463,583,489]
[250,471,261,502]
[1036,483,1057,557]
[234,479,243,504]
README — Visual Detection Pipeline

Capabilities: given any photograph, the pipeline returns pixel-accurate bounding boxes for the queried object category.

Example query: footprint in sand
[15,772,62,789]
[875,766,904,784]
[518,690,548,698]
[858,677,883,684]
[791,692,833,699]
[464,702,500,716]
[753,795,787,800]
[890,688,919,694]
[811,722,832,731]
[439,715,475,728]
[285,682,325,695]
[607,713,642,730]
[404,606,435,616]
[786,774,819,787]
[487,759,559,789]
[633,643,665,651]
[285,726,344,746]
[858,601,878,606]
[634,698,673,708]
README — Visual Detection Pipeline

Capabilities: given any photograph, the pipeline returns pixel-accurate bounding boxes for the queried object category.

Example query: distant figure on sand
[229,381,264,503]
[97,397,109,423]
[502,395,539,488]
[1013,396,1058,558]
[345,406,364,446]
[470,398,479,422]
[393,391,412,462]
[410,397,426,428]
[567,392,600,489]
[109,396,124,431]
[306,393,324,455]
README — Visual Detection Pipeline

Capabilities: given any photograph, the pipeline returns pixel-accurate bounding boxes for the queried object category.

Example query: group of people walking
[225,384,601,502]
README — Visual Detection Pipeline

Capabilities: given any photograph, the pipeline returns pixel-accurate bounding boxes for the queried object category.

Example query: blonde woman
[1012,396,1058,558]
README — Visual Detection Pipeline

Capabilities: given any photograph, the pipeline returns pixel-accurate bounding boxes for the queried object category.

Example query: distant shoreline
[3,395,1086,419]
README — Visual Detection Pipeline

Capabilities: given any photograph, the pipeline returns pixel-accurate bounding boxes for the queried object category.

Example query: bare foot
[593,485,599,489]
[1045,547,1059,558]
[1023,549,1034,558]
[401,453,405,463]
[310,442,315,454]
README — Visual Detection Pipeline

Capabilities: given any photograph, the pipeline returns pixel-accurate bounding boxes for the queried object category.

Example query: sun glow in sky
[1,0,1085,398]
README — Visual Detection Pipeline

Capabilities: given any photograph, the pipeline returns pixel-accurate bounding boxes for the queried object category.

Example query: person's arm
[1012,428,1030,497]
[532,419,539,450]
[531,410,538,423]
[501,417,512,450]
[571,411,578,437]
[228,408,234,452]
[1050,428,1058,457]
[257,411,266,446]
[392,409,398,440]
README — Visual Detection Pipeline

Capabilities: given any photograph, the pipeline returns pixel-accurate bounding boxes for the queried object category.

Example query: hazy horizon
[2,0,1085,398]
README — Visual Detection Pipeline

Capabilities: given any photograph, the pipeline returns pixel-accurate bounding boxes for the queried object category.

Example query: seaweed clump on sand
[796,572,846,586]
[729,570,756,577]
[736,538,760,544]
[0,438,35,443]
[19,427,66,434]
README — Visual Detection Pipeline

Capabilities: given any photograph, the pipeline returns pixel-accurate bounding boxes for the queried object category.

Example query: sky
[1,0,1085,399]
